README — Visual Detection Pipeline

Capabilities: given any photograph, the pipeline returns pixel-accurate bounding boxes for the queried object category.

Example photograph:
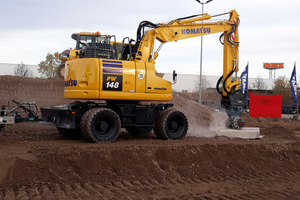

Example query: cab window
[76,36,93,49]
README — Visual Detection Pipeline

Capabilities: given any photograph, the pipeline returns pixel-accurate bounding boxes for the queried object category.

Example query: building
[163,73,276,93]
[0,63,277,92]
[0,63,40,77]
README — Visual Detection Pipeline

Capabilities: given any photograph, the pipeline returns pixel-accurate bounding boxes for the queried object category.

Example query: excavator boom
[134,10,241,96]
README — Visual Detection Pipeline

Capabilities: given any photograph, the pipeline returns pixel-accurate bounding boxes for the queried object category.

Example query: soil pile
[1,75,300,199]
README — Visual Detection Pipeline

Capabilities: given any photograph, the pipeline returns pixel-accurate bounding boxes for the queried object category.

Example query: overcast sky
[0,0,299,79]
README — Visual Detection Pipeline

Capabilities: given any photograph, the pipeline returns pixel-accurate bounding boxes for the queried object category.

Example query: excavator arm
[134,10,240,96]
[134,10,246,128]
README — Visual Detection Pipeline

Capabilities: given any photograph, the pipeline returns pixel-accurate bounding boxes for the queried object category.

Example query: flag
[290,65,297,104]
[240,64,248,94]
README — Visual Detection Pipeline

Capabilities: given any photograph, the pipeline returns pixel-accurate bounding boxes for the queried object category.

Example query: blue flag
[240,64,248,94]
[290,65,297,104]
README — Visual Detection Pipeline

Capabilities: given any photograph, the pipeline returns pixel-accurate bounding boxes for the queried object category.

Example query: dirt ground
[1,75,300,200]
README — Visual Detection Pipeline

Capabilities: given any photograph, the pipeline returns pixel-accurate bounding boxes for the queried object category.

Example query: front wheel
[154,109,188,140]
[80,108,121,143]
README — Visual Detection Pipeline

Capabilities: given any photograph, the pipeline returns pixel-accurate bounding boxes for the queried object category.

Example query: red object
[249,93,282,118]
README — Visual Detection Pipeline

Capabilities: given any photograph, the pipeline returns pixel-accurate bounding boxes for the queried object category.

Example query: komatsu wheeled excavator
[40,9,246,143]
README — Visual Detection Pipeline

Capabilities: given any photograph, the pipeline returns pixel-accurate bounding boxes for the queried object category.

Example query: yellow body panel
[145,63,172,93]
[64,58,172,101]
[64,58,100,99]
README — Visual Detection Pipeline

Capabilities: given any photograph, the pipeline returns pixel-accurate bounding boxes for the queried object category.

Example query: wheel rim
[95,116,114,136]
[167,115,183,137]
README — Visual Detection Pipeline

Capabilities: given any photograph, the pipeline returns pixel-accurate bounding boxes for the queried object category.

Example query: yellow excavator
[41,9,246,143]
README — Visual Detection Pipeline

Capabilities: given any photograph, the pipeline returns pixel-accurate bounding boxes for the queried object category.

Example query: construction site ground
[1,75,300,200]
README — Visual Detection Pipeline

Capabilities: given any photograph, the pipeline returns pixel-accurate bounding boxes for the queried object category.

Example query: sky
[0,0,299,79]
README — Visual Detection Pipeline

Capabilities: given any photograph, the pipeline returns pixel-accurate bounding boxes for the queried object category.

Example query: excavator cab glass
[76,36,92,49]
[95,36,110,44]
[72,34,111,50]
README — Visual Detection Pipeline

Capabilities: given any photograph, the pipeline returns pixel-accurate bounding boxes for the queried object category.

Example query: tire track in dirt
[1,171,300,199]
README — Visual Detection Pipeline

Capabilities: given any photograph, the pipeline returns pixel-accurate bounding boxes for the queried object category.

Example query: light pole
[195,0,213,104]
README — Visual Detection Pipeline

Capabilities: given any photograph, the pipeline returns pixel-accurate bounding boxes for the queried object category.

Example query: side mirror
[172,70,177,84]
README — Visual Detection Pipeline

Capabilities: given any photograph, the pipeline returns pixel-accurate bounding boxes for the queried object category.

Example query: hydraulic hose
[219,22,237,45]
[133,21,158,57]
[219,33,224,45]
[223,63,237,95]
[216,75,223,94]
[226,23,236,45]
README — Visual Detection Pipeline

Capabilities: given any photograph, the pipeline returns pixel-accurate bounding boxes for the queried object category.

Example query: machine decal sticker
[102,60,122,64]
[154,87,167,91]
[103,68,123,74]
[103,63,123,68]
[102,60,123,91]
[83,72,92,77]
[181,27,211,35]
[103,74,122,91]
[65,78,77,87]
[138,73,144,80]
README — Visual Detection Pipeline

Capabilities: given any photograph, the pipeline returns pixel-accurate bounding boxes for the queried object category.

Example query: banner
[240,64,248,94]
[290,65,297,104]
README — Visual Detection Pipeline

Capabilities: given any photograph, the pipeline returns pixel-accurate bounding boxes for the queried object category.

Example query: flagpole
[247,62,249,111]
[296,62,299,116]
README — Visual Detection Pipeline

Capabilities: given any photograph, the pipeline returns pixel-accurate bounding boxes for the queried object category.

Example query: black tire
[126,127,152,135]
[80,108,121,143]
[57,127,81,139]
[154,109,188,140]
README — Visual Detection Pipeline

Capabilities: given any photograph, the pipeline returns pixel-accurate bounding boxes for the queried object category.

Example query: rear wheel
[80,108,121,143]
[126,127,152,135]
[154,109,188,140]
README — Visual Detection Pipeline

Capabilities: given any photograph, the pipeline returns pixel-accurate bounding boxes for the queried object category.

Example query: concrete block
[216,127,261,139]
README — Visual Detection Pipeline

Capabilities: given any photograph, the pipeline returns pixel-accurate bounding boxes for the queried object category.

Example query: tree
[14,61,33,77]
[194,75,212,104]
[38,52,61,78]
[272,75,294,104]
[194,75,211,92]
[252,75,266,91]
[272,76,290,94]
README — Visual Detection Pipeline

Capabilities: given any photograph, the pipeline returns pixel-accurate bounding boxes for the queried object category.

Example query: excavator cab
[72,33,111,50]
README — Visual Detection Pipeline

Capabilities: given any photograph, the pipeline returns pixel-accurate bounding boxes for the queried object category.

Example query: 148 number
[106,82,119,89]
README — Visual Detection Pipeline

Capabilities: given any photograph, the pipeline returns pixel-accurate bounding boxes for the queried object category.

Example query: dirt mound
[1,75,300,199]
[0,75,71,108]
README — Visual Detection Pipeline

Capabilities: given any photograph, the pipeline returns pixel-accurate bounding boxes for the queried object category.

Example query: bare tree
[14,61,34,77]
[194,75,211,92]
[252,75,266,90]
